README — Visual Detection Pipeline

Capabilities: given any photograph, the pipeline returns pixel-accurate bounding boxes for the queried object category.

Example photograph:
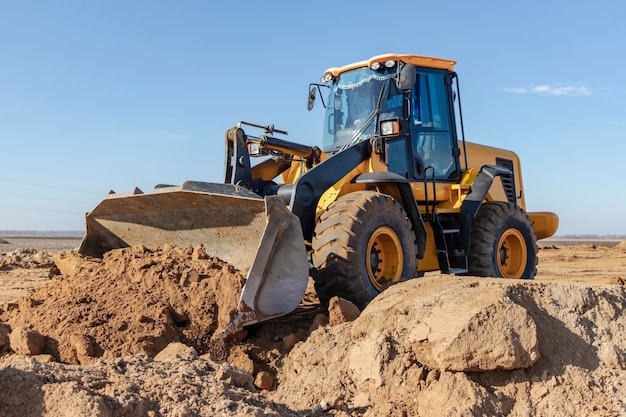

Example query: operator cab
[309,55,462,183]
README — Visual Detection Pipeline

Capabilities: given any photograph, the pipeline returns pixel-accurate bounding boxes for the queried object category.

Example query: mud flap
[223,196,309,337]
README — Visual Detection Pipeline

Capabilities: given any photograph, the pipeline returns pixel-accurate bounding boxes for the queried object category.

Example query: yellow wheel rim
[366,226,403,291]
[496,228,527,279]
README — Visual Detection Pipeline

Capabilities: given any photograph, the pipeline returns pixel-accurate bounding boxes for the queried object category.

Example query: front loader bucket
[80,181,269,271]
[79,180,309,333]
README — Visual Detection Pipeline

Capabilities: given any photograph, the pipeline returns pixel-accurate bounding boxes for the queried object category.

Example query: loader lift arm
[222,124,376,245]
[223,123,321,197]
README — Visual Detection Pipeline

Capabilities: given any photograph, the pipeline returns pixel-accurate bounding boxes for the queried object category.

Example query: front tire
[468,202,537,279]
[311,191,417,310]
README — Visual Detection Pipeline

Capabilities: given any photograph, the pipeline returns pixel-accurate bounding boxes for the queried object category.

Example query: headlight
[380,120,399,137]
[321,73,334,83]
[384,59,396,68]
[370,62,381,70]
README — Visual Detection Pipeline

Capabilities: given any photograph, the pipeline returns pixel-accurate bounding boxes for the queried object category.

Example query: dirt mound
[1,245,245,364]
[0,352,300,417]
[272,276,626,416]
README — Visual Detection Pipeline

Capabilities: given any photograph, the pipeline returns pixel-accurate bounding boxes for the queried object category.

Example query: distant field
[1,231,623,255]
[539,238,623,247]
[0,235,83,252]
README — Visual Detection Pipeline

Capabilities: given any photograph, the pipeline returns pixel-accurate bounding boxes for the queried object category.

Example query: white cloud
[503,84,592,96]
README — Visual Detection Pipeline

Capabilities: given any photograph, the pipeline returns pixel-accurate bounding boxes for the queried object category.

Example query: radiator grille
[496,157,516,204]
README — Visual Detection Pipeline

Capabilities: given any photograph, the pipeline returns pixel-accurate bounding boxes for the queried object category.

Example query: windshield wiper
[338,83,387,152]
[338,109,378,152]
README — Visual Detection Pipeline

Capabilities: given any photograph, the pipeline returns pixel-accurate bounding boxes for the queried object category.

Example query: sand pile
[0,350,300,417]
[272,276,626,416]
[1,245,245,364]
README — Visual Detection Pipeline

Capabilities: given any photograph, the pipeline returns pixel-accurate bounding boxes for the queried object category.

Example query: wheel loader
[79,54,559,336]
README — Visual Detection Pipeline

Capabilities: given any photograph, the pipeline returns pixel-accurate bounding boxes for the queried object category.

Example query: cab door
[410,68,460,182]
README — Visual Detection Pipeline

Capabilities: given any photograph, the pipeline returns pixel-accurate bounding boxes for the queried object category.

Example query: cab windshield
[322,67,396,152]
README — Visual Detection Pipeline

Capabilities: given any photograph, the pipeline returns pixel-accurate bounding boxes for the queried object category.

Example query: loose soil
[1,238,625,416]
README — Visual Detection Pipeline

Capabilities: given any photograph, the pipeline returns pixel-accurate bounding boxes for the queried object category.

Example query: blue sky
[0,1,624,235]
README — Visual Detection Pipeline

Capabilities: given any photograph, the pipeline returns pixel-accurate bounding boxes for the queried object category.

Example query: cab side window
[411,70,456,180]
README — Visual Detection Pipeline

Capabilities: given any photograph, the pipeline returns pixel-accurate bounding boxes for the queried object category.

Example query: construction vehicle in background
[79,54,559,336]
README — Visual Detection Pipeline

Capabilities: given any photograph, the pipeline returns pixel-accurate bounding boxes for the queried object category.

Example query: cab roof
[324,54,456,77]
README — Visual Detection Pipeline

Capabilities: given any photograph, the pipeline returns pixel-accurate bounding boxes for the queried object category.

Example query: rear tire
[311,191,417,310]
[468,202,537,279]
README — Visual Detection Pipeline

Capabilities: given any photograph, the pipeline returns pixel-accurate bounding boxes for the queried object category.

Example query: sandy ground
[0,236,81,305]
[0,236,625,416]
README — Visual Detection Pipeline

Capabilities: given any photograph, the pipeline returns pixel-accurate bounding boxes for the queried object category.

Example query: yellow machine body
[80,54,558,335]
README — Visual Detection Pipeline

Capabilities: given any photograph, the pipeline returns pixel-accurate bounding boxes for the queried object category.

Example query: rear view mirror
[307,84,330,110]
[307,85,317,111]
[396,62,416,90]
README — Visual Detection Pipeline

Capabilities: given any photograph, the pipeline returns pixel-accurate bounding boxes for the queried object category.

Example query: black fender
[352,172,426,260]
[459,164,514,253]
[289,140,372,242]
